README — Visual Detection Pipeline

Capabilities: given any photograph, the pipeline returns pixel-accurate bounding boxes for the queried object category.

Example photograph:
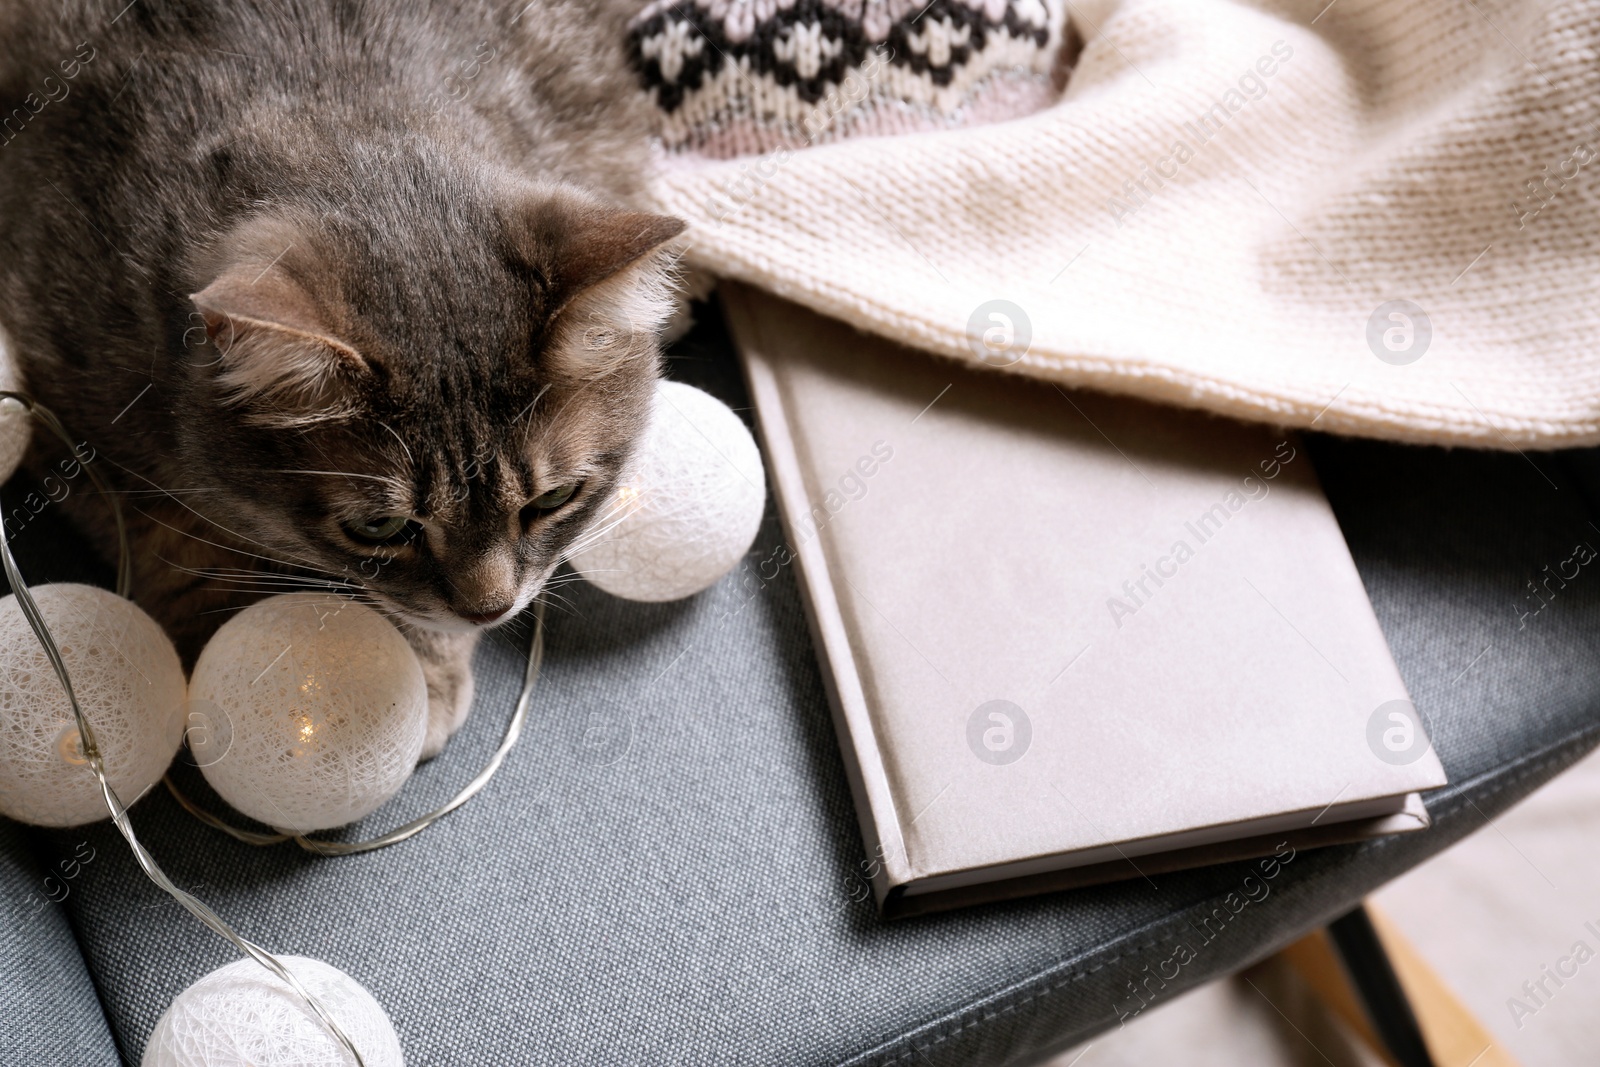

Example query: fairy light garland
[0,376,764,1064]
[0,392,379,1064]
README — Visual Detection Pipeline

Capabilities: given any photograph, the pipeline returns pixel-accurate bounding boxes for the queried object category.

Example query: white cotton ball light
[0,327,30,484]
[188,593,426,833]
[0,584,186,827]
[141,955,404,1067]
[569,380,765,602]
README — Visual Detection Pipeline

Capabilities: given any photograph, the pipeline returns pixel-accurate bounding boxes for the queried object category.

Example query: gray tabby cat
[0,0,680,758]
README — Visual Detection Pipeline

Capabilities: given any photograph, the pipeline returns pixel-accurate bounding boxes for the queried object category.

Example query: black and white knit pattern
[627,0,1070,157]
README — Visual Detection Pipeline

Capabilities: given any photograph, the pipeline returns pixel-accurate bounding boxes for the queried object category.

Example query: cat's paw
[406,629,479,762]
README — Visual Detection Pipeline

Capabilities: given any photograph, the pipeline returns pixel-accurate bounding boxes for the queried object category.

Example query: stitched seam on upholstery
[848,721,1600,1067]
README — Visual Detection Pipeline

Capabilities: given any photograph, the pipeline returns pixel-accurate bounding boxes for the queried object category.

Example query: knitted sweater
[631,0,1600,450]
[629,0,1072,157]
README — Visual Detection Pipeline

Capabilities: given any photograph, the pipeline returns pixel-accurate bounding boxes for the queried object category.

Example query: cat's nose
[453,549,518,624]
[459,605,511,625]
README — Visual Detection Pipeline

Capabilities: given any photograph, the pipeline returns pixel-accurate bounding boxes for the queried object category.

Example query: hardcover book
[721,285,1448,918]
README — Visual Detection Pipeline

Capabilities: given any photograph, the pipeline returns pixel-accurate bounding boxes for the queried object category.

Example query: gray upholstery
[4,307,1599,1066]
[0,819,120,1066]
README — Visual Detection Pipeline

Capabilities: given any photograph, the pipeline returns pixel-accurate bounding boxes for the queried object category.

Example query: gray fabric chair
[0,818,121,1066]
[4,305,1598,1066]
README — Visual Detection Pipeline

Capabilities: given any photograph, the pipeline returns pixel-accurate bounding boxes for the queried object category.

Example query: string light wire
[165,599,545,855]
[0,391,546,1063]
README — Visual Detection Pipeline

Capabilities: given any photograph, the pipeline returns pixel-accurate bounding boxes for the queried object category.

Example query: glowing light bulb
[188,594,427,832]
[54,724,88,767]
[0,584,186,827]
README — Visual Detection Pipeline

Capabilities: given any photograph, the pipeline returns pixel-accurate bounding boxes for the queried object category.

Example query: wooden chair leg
[1278,901,1521,1067]
[1327,904,1437,1067]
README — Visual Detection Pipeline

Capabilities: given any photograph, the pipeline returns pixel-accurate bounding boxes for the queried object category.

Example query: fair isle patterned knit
[627,0,1072,159]
[642,0,1600,449]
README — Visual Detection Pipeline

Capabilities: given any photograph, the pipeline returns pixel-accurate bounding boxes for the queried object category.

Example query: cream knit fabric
[645,0,1600,449]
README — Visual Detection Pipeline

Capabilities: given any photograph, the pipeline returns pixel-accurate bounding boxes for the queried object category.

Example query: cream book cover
[722,286,1448,917]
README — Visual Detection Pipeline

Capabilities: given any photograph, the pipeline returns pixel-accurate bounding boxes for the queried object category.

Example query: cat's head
[181,174,684,632]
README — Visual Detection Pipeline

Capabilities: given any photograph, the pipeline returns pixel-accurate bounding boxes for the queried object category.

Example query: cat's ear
[504,186,684,312]
[190,266,368,425]
[552,209,686,300]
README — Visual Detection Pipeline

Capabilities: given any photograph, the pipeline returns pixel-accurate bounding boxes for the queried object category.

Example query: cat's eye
[521,482,581,523]
[342,515,420,547]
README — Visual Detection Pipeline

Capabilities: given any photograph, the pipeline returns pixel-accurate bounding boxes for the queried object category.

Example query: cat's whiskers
[559,527,618,559]
[534,596,580,620]
[192,591,381,619]
[158,557,365,596]
[96,452,329,573]
[527,573,591,620]
[133,503,321,575]
[362,599,426,636]
[196,603,269,618]
[518,383,553,451]
[175,564,312,578]
[172,570,354,592]
[170,571,321,589]
[375,421,413,465]
[557,502,635,560]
